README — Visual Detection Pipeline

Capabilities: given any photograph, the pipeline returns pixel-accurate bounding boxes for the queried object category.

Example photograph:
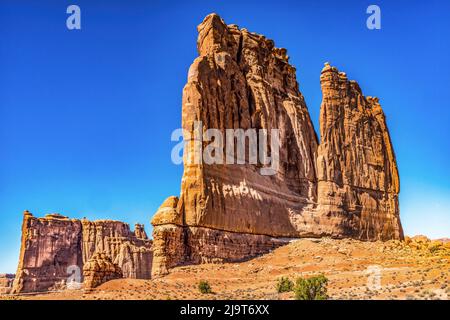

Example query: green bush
[294,274,328,300]
[198,280,212,294]
[276,277,294,293]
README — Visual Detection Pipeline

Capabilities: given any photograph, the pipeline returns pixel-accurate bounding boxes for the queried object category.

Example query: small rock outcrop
[383,236,450,256]
[12,211,152,293]
[83,252,123,289]
[151,13,403,276]
[0,274,15,294]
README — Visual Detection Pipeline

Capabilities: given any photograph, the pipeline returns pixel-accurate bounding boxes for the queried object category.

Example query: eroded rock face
[115,241,152,279]
[12,211,83,293]
[81,220,152,279]
[152,14,403,276]
[13,14,403,281]
[0,274,15,294]
[83,252,123,289]
[180,14,318,237]
[316,63,403,240]
[151,197,186,276]
[152,196,289,277]
[12,211,152,293]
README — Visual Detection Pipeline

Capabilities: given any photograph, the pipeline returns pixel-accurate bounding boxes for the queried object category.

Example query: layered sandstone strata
[316,63,403,240]
[0,274,15,294]
[12,211,152,293]
[81,220,152,279]
[152,14,403,275]
[12,212,83,293]
[152,197,289,276]
[180,14,319,237]
[83,252,123,289]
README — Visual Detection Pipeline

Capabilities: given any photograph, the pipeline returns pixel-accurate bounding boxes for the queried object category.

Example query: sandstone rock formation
[383,236,450,256]
[81,219,152,279]
[11,13,403,285]
[12,211,83,293]
[83,252,123,289]
[180,14,319,237]
[152,197,288,276]
[316,63,403,240]
[151,13,403,276]
[12,211,152,293]
[0,274,15,294]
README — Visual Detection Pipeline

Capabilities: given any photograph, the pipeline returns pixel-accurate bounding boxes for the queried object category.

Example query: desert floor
[6,238,450,300]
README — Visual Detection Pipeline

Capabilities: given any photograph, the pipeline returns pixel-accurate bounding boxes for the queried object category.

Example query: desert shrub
[428,243,442,254]
[198,280,212,294]
[294,274,328,300]
[276,277,294,293]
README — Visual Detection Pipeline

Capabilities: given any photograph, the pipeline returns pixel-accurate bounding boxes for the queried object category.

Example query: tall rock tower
[150,13,403,276]
[316,63,403,240]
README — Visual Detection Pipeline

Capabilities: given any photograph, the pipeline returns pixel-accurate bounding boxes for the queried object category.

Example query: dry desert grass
[6,237,450,300]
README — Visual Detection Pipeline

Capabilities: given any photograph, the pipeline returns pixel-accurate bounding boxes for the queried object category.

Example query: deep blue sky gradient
[1,0,449,272]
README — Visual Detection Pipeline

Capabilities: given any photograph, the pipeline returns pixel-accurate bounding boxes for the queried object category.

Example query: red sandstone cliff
[151,14,403,276]
[12,211,152,293]
[11,14,403,286]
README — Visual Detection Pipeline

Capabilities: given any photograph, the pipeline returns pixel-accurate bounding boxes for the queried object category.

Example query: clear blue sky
[0,0,449,273]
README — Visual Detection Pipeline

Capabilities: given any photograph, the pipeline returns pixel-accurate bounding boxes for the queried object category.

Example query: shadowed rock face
[152,14,403,276]
[12,211,152,293]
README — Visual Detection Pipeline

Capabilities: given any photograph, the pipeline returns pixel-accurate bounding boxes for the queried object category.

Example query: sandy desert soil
[4,237,450,300]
